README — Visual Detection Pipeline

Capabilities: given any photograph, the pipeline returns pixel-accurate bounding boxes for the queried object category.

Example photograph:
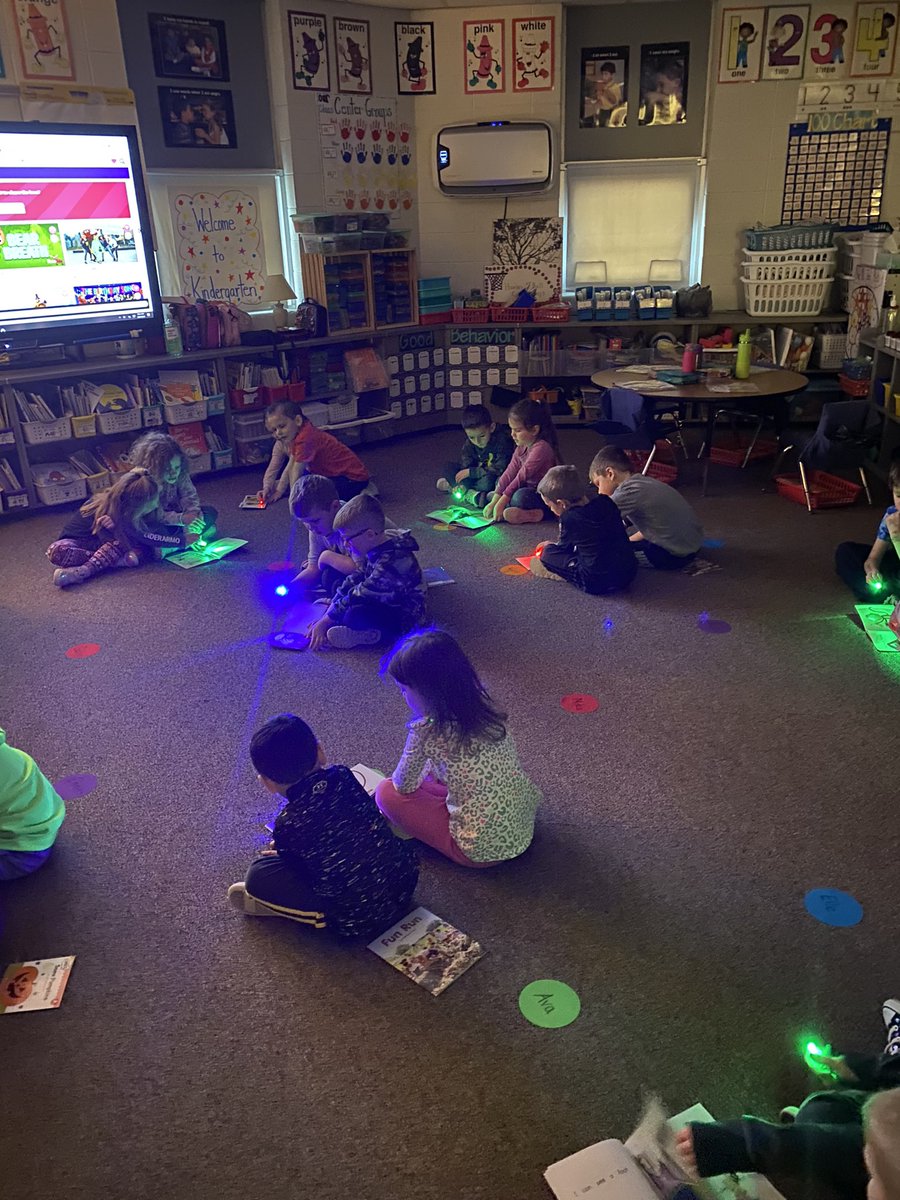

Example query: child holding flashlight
[835,460,900,601]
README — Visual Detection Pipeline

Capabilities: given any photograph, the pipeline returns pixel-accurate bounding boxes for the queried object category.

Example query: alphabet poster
[464,19,505,93]
[335,17,371,95]
[762,5,810,78]
[851,1,898,75]
[169,187,269,306]
[512,16,555,92]
[12,0,74,81]
[718,6,766,81]
[806,1,854,77]
[395,21,435,94]
[316,94,414,215]
[288,10,329,91]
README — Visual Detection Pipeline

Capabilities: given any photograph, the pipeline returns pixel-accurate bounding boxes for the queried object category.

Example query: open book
[167,537,248,569]
[856,603,900,652]
[426,506,494,530]
[545,1099,786,1200]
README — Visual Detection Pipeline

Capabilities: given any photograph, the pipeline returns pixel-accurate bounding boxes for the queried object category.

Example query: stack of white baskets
[741,224,836,318]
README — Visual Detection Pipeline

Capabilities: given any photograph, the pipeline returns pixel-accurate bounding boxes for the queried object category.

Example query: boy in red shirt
[258,400,370,503]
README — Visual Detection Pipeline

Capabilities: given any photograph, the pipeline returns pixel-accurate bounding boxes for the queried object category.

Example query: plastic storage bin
[741,277,831,317]
[327,394,358,423]
[97,408,142,435]
[303,402,330,428]
[232,411,270,440]
[206,393,226,415]
[187,453,212,476]
[742,247,837,281]
[142,405,164,427]
[164,398,207,425]
[813,332,847,370]
[775,470,862,509]
[32,462,87,506]
[70,414,97,438]
[235,434,272,466]
[82,469,111,495]
[744,223,835,251]
[22,415,71,444]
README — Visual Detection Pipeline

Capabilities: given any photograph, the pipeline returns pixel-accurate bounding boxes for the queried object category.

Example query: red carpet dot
[267,561,294,572]
[66,643,100,659]
[560,693,599,714]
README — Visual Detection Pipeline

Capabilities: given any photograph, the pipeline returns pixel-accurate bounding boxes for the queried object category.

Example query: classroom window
[562,159,706,291]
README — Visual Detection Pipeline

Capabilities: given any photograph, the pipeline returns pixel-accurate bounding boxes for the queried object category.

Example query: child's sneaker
[436,477,451,492]
[327,625,381,649]
[53,565,92,588]
[883,997,900,1054]
[227,882,281,917]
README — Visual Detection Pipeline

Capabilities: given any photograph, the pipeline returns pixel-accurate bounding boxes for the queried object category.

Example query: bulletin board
[780,115,890,223]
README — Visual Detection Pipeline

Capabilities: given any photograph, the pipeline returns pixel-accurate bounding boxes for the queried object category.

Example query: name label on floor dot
[519,979,581,1028]
[804,888,863,927]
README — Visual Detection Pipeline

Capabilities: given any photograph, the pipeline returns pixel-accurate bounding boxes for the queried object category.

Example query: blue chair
[593,387,679,472]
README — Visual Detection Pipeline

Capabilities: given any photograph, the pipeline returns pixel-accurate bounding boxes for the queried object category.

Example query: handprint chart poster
[316,94,414,216]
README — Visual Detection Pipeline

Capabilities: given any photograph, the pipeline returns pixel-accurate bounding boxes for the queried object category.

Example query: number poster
[762,5,810,78]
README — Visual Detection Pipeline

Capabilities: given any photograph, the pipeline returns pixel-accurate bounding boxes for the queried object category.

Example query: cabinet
[300,249,418,334]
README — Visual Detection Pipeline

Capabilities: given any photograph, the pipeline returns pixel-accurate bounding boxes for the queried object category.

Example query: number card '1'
[763,5,810,77]
[718,6,767,81]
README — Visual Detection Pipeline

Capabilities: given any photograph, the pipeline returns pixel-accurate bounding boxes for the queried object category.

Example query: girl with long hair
[482,397,560,525]
[128,431,217,541]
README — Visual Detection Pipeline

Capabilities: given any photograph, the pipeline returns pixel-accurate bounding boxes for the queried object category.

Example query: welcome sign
[169,187,268,305]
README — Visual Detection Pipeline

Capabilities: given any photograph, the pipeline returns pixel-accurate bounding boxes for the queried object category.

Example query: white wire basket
[741,277,832,317]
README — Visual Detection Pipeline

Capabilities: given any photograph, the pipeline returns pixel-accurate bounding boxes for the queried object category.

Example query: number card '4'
[763,5,810,78]
[851,0,899,75]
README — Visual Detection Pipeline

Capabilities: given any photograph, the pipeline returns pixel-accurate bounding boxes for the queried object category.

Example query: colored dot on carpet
[560,693,599,714]
[518,979,581,1029]
[500,564,528,576]
[266,561,294,572]
[65,643,100,659]
[804,888,863,927]
[55,773,98,801]
[703,538,725,549]
[697,613,731,634]
[432,523,452,532]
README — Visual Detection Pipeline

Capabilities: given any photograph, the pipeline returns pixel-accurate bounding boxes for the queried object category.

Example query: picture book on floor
[545,1099,785,1200]
[1,956,75,1014]
[855,603,900,652]
[426,506,494,530]
[368,906,485,996]
[167,537,247,569]
[423,566,455,587]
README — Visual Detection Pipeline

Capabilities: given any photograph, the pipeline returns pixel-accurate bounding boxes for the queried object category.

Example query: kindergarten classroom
[2,0,900,1198]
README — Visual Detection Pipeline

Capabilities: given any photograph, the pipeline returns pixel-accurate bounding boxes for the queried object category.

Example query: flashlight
[803,1039,836,1076]
[453,487,466,501]
[275,585,288,597]
[868,578,884,593]
[196,539,207,550]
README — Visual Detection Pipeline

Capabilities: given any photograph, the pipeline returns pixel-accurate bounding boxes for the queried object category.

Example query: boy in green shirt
[0,728,65,880]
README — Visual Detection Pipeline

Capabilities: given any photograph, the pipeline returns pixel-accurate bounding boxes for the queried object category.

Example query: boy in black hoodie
[436,404,514,507]
[307,493,426,650]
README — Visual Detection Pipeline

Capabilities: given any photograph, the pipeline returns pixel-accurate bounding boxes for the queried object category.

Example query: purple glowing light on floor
[698,612,731,634]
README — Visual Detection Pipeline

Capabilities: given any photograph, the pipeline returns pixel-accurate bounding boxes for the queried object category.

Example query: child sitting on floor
[228,713,418,937]
[46,468,192,587]
[675,998,900,1200]
[375,629,541,867]
[128,430,218,541]
[307,493,426,650]
[836,459,900,601]
[0,727,65,881]
[590,446,703,569]
[483,398,561,525]
[258,400,369,505]
[436,403,514,507]
[529,464,638,593]
[290,474,357,594]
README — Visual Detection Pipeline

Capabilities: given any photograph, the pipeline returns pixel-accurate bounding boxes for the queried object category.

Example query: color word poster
[464,20,506,93]
[316,94,414,215]
[781,114,890,222]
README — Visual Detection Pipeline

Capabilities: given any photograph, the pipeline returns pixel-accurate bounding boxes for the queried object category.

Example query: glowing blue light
[275,585,288,597]
[602,618,614,632]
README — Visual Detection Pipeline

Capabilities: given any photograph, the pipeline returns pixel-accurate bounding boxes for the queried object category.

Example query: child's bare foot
[504,506,544,524]
[674,1128,698,1178]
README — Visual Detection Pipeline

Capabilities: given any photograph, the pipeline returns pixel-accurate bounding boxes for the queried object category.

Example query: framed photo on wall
[761,5,810,79]
[464,19,505,93]
[806,1,854,78]
[335,17,371,94]
[159,86,237,149]
[395,21,435,94]
[718,6,766,81]
[11,0,75,82]
[639,42,688,124]
[580,46,628,127]
[149,13,229,82]
[511,16,555,92]
[289,10,330,91]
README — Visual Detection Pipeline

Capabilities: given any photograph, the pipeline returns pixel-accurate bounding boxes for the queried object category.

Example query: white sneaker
[883,997,900,1028]
[362,478,380,497]
[327,624,381,649]
[436,478,451,492]
[227,882,281,917]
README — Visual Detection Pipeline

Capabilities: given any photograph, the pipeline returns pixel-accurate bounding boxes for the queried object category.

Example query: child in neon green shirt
[0,728,65,880]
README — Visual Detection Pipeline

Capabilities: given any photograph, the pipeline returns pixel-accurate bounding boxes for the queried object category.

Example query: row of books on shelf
[52,422,227,481]
[0,457,23,493]
[8,369,220,424]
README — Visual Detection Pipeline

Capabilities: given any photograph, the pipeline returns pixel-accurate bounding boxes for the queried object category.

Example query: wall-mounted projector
[434,121,554,196]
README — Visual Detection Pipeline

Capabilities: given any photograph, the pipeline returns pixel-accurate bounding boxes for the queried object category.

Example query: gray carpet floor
[0,427,896,1200]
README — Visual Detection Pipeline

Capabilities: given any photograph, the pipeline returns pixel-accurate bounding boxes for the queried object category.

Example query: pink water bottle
[681,343,697,372]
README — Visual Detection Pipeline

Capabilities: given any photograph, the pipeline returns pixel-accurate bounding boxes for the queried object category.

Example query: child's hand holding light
[185,513,205,534]
[806,1050,859,1083]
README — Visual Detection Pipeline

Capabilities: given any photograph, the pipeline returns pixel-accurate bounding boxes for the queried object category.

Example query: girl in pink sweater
[482,398,560,525]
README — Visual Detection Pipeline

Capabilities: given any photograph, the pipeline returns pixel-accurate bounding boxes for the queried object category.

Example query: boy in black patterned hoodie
[307,493,427,650]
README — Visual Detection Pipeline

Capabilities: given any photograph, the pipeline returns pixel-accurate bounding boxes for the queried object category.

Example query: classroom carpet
[0,427,896,1200]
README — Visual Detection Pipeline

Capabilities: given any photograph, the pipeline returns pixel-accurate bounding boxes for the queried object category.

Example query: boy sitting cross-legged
[307,493,427,650]
[436,403,514,507]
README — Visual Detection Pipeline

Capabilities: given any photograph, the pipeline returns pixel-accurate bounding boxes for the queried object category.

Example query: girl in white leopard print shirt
[375,629,541,866]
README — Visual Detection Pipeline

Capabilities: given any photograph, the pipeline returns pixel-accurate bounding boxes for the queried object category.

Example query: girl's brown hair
[128,431,189,488]
[509,398,560,455]
[79,468,159,550]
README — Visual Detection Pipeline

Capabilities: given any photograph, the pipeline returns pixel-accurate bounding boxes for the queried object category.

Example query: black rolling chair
[593,387,678,471]
[771,398,879,512]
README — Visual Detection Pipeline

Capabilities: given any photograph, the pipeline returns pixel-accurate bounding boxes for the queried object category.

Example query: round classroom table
[590,366,809,493]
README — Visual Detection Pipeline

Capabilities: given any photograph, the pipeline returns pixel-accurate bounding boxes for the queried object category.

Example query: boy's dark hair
[738,21,755,35]
[290,473,339,519]
[460,404,493,431]
[590,445,632,476]
[250,713,318,785]
[266,399,303,423]
[600,61,616,74]
[889,458,900,492]
[334,491,385,535]
[538,464,586,503]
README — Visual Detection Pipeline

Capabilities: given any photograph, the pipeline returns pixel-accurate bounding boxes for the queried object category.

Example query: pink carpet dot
[267,561,294,572]
[65,643,100,659]
[560,693,599,714]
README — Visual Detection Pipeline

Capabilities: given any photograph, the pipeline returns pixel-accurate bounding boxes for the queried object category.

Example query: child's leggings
[46,539,132,571]
[374,777,497,868]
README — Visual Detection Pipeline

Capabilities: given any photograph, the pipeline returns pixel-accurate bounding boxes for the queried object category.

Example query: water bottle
[681,343,697,372]
[735,329,751,379]
[164,308,183,357]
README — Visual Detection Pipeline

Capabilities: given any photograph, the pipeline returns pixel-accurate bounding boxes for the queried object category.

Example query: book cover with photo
[368,906,485,996]
[1,956,75,1013]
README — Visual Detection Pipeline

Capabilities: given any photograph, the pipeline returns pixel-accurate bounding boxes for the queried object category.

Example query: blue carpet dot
[804,888,863,927]
[703,538,724,549]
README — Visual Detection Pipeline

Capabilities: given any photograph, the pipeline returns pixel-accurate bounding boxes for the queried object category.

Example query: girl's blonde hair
[128,431,188,486]
[79,467,159,550]
[866,1089,900,1199]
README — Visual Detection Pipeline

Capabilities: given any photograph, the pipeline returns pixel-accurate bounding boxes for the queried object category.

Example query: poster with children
[580,46,628,127]
[850,1,898,76]
[638,42,688,124]
[718,6,766,81]
[335,17,371,95]
[12,0,74,81]
[316,93,413,215]
[806,2,854,77]
[169,187,269,305]
[464,20,505,93]
[512,16,555,92]
[288,10,329,91]
[395,21,435,95]
[761,6,810,78]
